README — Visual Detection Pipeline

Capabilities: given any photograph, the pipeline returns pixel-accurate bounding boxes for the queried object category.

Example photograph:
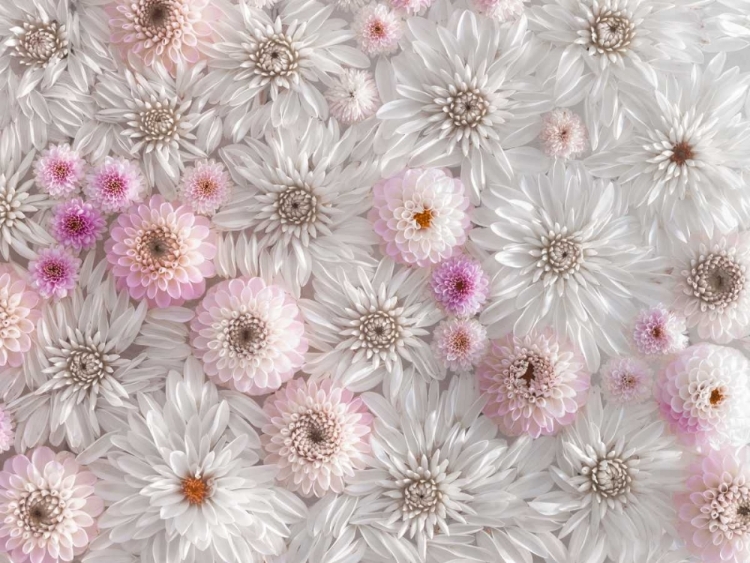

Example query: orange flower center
[709,388,725,406]
[181,476,209,505]
[670,141,694,165]
[413,209,433,229]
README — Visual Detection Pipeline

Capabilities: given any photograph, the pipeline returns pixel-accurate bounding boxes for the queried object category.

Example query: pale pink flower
[105,195,216,307]
[0,406,14,453]
[262,378,372,497]
[0,268,39,368]
[177,159,231,216]
[85,156,146,214]
[432,317,488,372]
[326,69,381,125]
[50,198,107,251]
[33,144,86,198]
[471,0,526,21]
[478,329,590,438]
[28,247,81,300]
[430,254,489,317]
[600,357,653,404]
[191,277,307,395]
[389,0,432,15]
[539,108,589,159]
[353,4,403,56]
[632,304,689,356]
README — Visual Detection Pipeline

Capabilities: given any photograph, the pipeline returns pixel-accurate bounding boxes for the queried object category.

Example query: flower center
[137,226,182,270]
[541,234,583,276]
[712,487,750,538]
[403,478,440,514]
[181,476,210,505]
[52,161,72,182]
[687,253,745,311]
[710,387,725,406]
[588,10,635,54]
[369,21,386,38]
[138,107,179,141]
[42,261,65,282]
[12,20,68,68]
[63,214,86,234]
[359,311,400,351]
[17,490,64,536]
[621,373,636,389]
[67,346,110,388]
[276,186,317,226]
[197,178,218,198]
[147,2,169,27]
[671,141,694,166]
[450,330,470,353]
[582,453,632,501]
[252,36,300,79]
[650,326,663,339]
[443,88,490,129]
[413,208,433,229]
[510,353,552,391]
[290,409,342,462]
[102,175,126,197]
[225,313,268,359]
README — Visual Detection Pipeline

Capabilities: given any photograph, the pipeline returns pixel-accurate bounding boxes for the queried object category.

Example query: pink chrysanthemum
[326,69,381,125]
[539,108,589,159]
[389,0,432,15]
[191,277,307,395]
[85,156,146,214]
[0,406,14,453]
[632,304,689,356]
[600,357,653,405]
[177,159,231,216]
[106,195,216,308]
[471,0,526,20]
[432,317,488,372]
[369,168,471,267]
[677,447,750,563]
[28,247,81,300]
[353,4,403,56]
[50,198,107,251]
[478,329,590,438]
[658,344,750,448]
[33,144,86,198]
[0,447,103,563]
[0,269,38,368]
[261,378,372,497]
[430,254,489,317]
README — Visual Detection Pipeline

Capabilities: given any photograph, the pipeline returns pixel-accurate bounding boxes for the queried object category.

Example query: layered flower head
[600,357,653,404]
[353,3,403,56]
[262,378,372,497]
[105,195,216,307]
[50,198,107,251]
[0,269,39,368]
[539,108,588,159]
[429,254,489,317]
[325,68,381,125]
[84,156,146,214]
[33,144,86,198]
[28,247,81,300]
[431,317,487,372]
[369,168,471,267]
[632,304,689,356]
[177,159,231,216]
[471,0,526,21]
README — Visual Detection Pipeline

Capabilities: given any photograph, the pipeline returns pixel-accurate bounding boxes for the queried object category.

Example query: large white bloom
[472,161,667,370]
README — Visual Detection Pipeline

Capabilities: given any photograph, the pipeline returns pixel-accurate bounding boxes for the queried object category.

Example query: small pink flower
[50,198,107,251]
[28,247,81,300]
[389,0,432,15]
[33,144,86,198]
[0,406,14,453]
[600,357,653,404]
[262,378,372,497]
[430,254,489,317]
[0,268,39,368]
[539,108,589,159]
[470,0,526,20]
[105,195,216,308]
[177,159,231,216]
[353,4,403,56]
[85,156,146,214]
[326,69,381,125]
[432,317,488,372]
[632,304,689,356]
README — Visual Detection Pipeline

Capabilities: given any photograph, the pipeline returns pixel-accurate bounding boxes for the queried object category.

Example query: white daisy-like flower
[325,68,381,125]
[600,356,653,404]
[87,357,307,563]
[375,9,550,203]
[472,160,667,370]
[532,388,684,563]
[300,258,442,395]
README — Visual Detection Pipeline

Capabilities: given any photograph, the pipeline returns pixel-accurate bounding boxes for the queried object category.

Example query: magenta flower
[106,196,216,308]
[353,4,403,56]
[177,159,231,216]
[430,254,489,317]
[33,144,86,198]
[432,317,488,372]
[29,247,81,300]
[632,304,689,356]
[85,156,146,214]
[50,198,107,251]
[0,268,39,368]
[539,108,589,159]
[0,406,14,453]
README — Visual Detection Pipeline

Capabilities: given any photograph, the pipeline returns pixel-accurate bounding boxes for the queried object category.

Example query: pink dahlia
[0,406,14,453]
[478,329,590,438]
[33,144,86,198]
[677,447,750,563]
[600,357,653,405]
[50,198,107,251]
[191,277,307,395]
[632,304,689,356]
[0,269,39,368]
[430,254,489,317]
[0,447,103,563]
[432,317,488,372]
[262,378,372,497]
[84,156,146,214]
[28,247,81,300]
[658,344,750,448]
[353,4,403,56]
[177,159,231,216]
[539,108,589,159]
[369,168,471,267]
[105,195,216,307]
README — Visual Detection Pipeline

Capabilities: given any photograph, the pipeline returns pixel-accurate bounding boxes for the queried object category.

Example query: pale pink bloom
[85,156,146,214]
[369,168,471,267]
[478,329,590,438]
[539,108,589,159]
[177,159,231,216]
[600,357,653,404]
[430,254,489,317]
[191,277,307,395]
[0,406,14,453]
[0,268,39,368]
[262,378,372,497]
[677,447,750,563]
[471,0,526,21]
[326,69,381,125]
[33,144,86,198]
[0,447,103,563]
[632,304,689,356]
[389,0,432,15]
[105,195,216,308]
[28,247,81,300]
[432,317,488,372]
[353,4,403,56]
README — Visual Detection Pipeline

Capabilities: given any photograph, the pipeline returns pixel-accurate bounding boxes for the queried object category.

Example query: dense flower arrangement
[1,1,750,562]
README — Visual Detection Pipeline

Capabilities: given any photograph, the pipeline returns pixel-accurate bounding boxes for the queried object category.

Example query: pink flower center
[52,161,72,182]
[102,174,126,197]
[369,20,387,39]
[197,178,218,198]
[42,261,65,282]
[64,214,86,234]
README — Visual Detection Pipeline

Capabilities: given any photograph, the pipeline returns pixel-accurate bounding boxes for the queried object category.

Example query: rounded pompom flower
[470,0,526,21]
[0,406,14,453]
[0,447,103,563]
[432,317,488,372]
[177,159,231,216]
[326,69,381,125]
[105,195,216,308]
[600,357,653,405]
[478,329,590,438]
[353,3,403,56]
[676,447,750,563]
[33,144,86,198]
[389,0,432,15]
[369,168,471,267]
[191,277,307,395]
[261,378,372,497]
[0,269,39,368]
[28,247,81,300]
[85,156,146,214]
[50,198,107,251]
[632,304,689,356]
[539,108,589,159]
[658,344,750,448]
[430,254,489,317]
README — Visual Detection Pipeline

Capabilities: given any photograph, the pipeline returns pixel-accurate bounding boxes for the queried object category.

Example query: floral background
[0,0,749,562]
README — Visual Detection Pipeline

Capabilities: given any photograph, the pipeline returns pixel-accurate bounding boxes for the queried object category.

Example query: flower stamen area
[182,476,210,505]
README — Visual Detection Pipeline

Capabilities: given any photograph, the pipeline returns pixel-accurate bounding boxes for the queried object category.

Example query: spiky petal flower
[600,357,653,405]
[33,144,86,198]
[325,68,381,125]
[190,277,307,395]
[539,108,588,159]
[177,159,232,216]
[261,378,372,497]
[432,317,487,372]
[430,254,489,317]
[84,156,146,214]
[28,247,81,300]
[0,447,103,563]
[50,198,107,251]
[0,406,14,453]
[105,195,216,308]
[478,329,590,438]
[0,269,39,368]
[632,304,689,356]
[353,4,403,56]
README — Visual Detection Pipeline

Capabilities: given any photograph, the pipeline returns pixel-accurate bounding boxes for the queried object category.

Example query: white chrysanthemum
[300,259,442,395]
[325,68,381,125]
[472,161,666,370]
[532,389,684,563]
[586,55,750,251]
[84,357,307,563]
[212,118,379,294]
[375,10,550,203]
[202,0,369,138]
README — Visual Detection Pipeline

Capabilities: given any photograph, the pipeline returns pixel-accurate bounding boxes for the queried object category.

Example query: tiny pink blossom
[389,0,432,15]
[50,198,107,251]
[432,317,488,372]
[33,144,86,198]
[632,304,689,356]
[0,267,39,368]
[177,159,231,216]
[0,406,14,453]
[430,254,489,317]
[470,0,526,20]
[353,4,403,56]
[539,108,589,159]
[600,357,653,404]
[85,156,146,214]
[28,247,81,300]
